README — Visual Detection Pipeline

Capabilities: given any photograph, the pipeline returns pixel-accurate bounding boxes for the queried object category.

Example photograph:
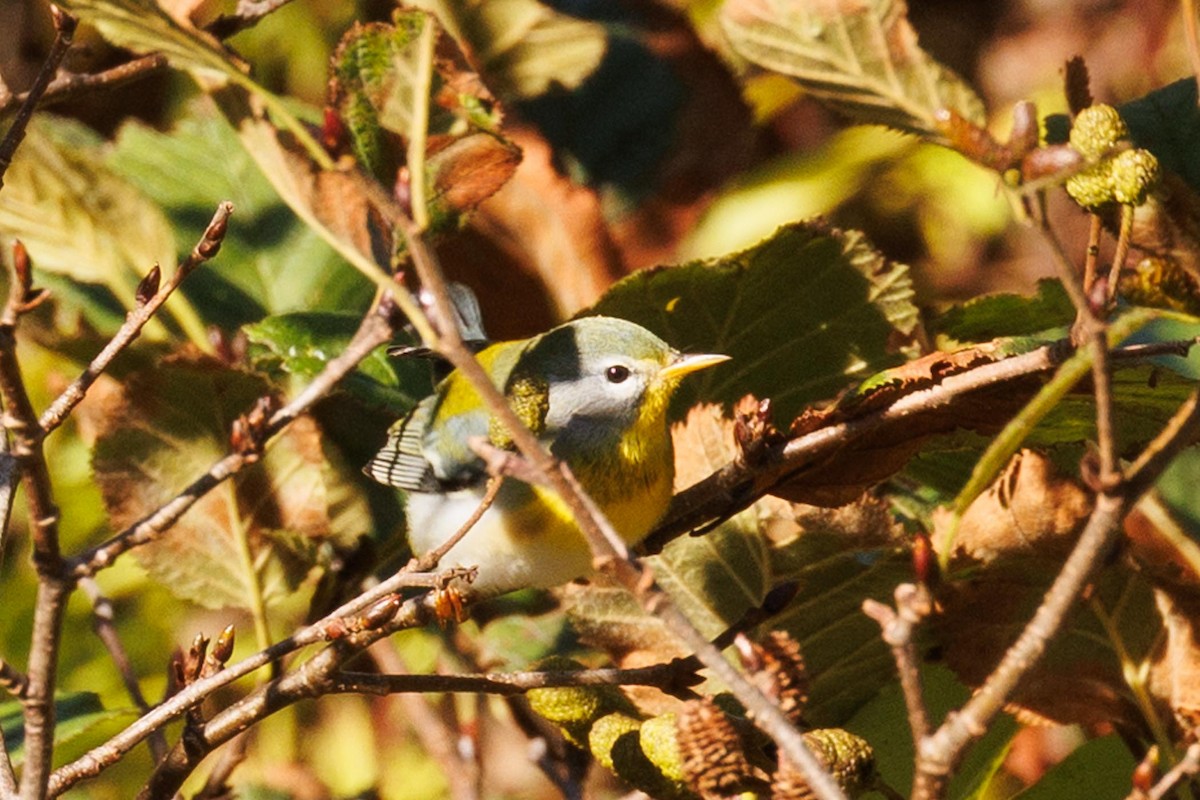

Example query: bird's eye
[606,365,631,383]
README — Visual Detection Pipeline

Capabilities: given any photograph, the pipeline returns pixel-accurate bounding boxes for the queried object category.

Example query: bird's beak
[659,352,731,382]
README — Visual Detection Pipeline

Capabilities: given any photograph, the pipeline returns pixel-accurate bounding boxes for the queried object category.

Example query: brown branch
[1123,389,1200,495]
[914,492,1130,798]
[39,202,233,434]
[0,6,76,191]
[133,591,445,800]
[1106,204,1135,307]
[48,562,463,795]
[386,203,849,798]
[862,584,933,744]
[331,661,706,697]
[78,578,167,762]
[1082,213,1103,295]
[0,204,72,800]
[0,725,15,800]
[1139,741,1200,800]
[0,55,166,117]
[69,298,394,577]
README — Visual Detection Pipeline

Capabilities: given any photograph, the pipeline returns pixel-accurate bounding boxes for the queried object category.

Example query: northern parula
[366,316,728,597]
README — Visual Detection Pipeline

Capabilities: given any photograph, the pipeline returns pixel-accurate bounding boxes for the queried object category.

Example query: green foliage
[589,222,920,425]
[9,0,1200,797]
[720,0,986,143]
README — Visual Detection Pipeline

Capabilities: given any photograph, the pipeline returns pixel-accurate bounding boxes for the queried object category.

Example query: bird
[365,315,729,598]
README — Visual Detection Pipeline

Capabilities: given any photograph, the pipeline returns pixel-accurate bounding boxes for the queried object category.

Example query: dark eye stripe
[606,365,630,383]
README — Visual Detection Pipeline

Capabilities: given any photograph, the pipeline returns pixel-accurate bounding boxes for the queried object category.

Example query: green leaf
[0,117,201,338]
[720,0,986,144]
[1121,77,1200,196]
[107,106,372,325]
[1,692,137,766]
[59,0,243,82]
[1010,734,1134,800]
[934,279,1074,343]
[91,357,370,611]
[421,0,607,100]
[244,311,428,412]
[587,221,921,425]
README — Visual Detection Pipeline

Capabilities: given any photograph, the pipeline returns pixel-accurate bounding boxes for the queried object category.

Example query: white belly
[405,487,593,597]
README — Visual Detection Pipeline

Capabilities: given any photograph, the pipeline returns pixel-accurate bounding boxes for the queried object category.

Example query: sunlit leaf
[244,311,427,413]
[588,221,922,425]
[0,117,198,337]
[420,0,607,99]
[1,692,137,766]
[721,0,986,144]
[107,106,372,324]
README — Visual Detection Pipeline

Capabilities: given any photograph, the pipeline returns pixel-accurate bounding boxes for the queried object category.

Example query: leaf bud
[803,728,877,797]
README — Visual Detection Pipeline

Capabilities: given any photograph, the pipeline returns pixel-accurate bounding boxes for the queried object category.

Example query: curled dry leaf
[932,449,1092,564]
[1125,500,1200,731]
[931,451,1173,737]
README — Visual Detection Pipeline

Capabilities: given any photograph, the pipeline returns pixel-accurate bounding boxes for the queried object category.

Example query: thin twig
[78,578,167,762]
[70,300,394,577]
[1141,742,1200,800]
[0,659,28,698]
[914,492,1130,798]
[863,584,932,744]
[1123,388,1200,496]
[132,592,445,800]
[1106,204,1135,307]
[332,661,707,696]
[1082,213,1103,295]
[47,564,456,795]
[0,6,76,191]
[0,55,167,117]
[39,202,233,434]
[367,641,480,800]
[413,475,503,572]
[0,193,72,800]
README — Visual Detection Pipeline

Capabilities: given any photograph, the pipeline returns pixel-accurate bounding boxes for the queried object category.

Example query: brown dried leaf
[932,449,1091,564]
[91,355,369,610]
[470,127,625,316]
[932,454,1167,736]
[1126,500,1200,729]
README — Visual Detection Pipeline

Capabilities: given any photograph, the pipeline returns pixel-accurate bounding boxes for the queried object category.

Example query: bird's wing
[364,398,445,492]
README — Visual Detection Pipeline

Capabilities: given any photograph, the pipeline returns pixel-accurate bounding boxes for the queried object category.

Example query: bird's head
[513,317,728,441]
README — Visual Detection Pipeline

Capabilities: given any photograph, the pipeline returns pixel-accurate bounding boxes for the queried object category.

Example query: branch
[862,584,933,744]
[39,202,233,434]
[0,6,76,191]
[78,578,167,762]
[69,298,394,577]
[48,564,463,795]
[0,55,166,117]
[330,661,706,697]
